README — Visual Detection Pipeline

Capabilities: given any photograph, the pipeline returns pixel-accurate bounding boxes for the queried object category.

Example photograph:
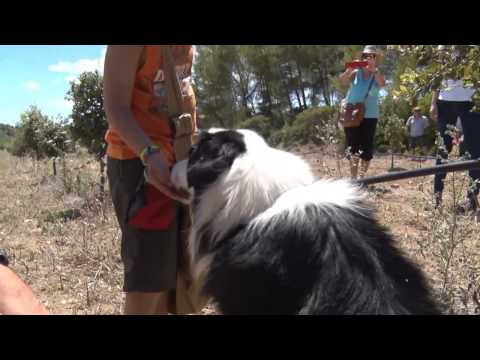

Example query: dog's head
[171,128,315,274]
[171,128,314,216]
[171,129,248,200]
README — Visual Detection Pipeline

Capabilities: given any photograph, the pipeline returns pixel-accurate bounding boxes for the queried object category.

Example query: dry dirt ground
[1,145,479,315]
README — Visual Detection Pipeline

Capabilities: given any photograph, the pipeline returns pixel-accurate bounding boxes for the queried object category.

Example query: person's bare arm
[103,45,152,156]
[103,45,186,200]
[373,71,386,87]
[0,265,49,315]
[339,67,356,87]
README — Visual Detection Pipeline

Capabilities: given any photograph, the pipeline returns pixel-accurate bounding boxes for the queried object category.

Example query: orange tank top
[105,45,197,165]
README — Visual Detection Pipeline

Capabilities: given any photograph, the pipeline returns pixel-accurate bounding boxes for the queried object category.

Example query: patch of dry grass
[0,149,124,314]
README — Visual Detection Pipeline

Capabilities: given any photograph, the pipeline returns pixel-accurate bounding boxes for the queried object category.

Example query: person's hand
[430,103,438,121]
[344,65,356,76]
[144,152,190,203]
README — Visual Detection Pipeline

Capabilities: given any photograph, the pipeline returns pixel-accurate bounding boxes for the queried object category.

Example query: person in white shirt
[430,78,479,212]
[406,106,429,154]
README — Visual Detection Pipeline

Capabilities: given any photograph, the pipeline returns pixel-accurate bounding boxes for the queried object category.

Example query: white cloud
[22,80,41,91]
[65,75,80,84]
[48,46,107,76]
[49,59,98,74]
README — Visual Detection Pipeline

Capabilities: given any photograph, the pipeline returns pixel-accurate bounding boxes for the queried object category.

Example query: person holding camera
[339,45,386,180]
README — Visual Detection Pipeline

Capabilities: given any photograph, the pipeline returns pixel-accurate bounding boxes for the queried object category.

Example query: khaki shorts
[107,157,178,293]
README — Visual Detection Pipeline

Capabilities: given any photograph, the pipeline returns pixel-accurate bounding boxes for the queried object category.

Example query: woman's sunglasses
[361,53,376,59]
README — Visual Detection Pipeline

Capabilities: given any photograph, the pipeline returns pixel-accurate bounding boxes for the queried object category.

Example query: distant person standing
[430,77,480,212]
[406,107,429,155]
[339,45,386,180]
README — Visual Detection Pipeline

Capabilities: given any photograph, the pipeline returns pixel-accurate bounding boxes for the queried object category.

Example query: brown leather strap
[162,46,194,161]
[163,46,206,314]
[162,46,185,118]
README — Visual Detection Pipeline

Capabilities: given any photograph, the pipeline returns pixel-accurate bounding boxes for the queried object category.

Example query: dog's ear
[187,130,246,190]
[187,153,232,190]
[216,131,247,163]
[218,139,245,165]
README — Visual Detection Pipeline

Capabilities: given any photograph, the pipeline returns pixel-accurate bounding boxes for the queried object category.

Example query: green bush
[0,139,12,151]
[10,106,69,159]
[0,124,15,151]
[272,106,338,146]
[67,71,107,158]
[237,115,273,139]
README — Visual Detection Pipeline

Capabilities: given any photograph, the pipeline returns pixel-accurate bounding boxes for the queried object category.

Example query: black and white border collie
[171,129,440,315]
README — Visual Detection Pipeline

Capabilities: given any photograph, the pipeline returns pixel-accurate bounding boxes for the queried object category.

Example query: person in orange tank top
[103,45,197,315]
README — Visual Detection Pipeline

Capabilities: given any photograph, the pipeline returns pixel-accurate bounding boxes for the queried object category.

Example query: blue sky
[0,45,106,126]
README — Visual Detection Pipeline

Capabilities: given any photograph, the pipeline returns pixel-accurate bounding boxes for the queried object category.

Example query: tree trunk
[294,89,302,111]
[52,158,57,176]
[322,87,331,106]
[240,90,251,117]
[265,81,273,112]
[322,71,331,106]
[295,61,308,110]
[260,79,273,116]
[282,65,298,113]
[309,85,317,107]
[280,80,294,113]
[296,63,307,110]
[301,87,308,109]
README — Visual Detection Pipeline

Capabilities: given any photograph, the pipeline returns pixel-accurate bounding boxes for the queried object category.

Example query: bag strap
[162,46,195,161]
[363,71,376,102]
[162,46,185,118]
[339,70,376,107]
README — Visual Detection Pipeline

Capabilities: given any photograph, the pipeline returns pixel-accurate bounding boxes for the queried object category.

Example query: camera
[345,60,369,69]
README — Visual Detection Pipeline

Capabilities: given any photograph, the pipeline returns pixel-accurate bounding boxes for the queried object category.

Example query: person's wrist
[139,145,160,166]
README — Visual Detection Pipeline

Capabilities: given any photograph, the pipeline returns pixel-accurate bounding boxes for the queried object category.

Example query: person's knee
[124,291,169,315]
[360,152,373,162]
